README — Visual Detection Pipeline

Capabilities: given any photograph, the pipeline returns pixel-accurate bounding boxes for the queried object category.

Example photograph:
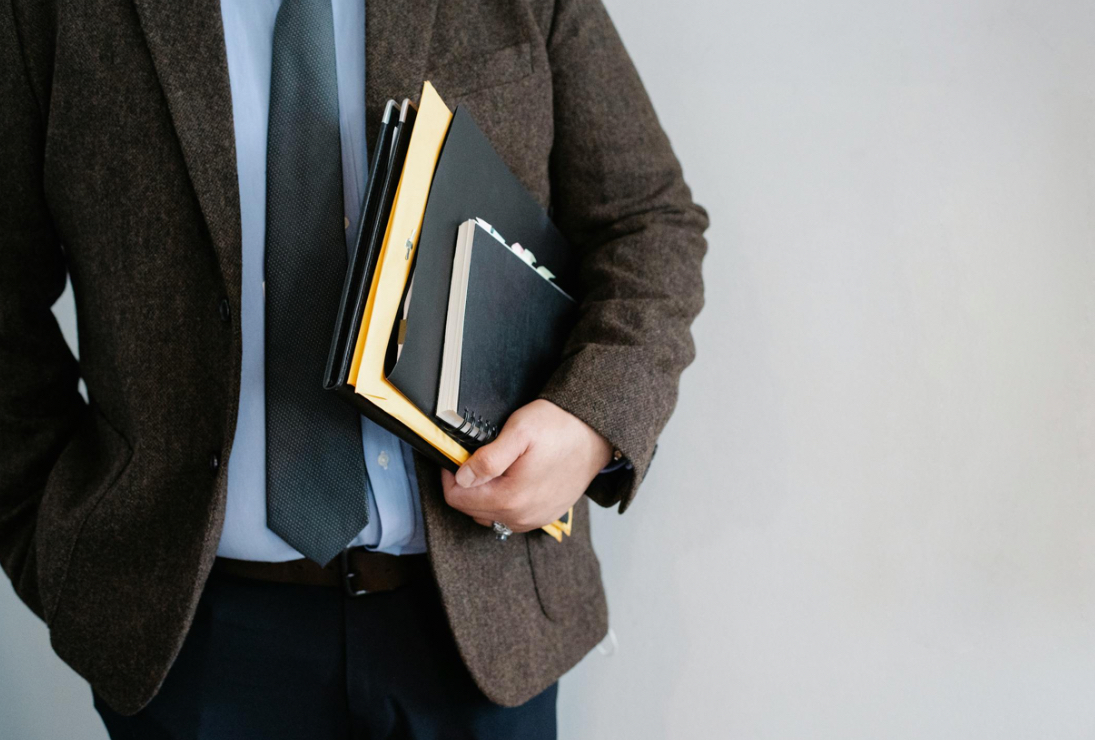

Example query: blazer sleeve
[0,2,85,620]
[536,0,708,512]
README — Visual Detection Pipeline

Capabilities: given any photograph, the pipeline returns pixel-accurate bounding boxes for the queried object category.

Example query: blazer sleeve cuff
[538,346,667,513]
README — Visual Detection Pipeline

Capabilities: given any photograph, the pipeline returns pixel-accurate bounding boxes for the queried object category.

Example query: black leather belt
[212,549,430,597]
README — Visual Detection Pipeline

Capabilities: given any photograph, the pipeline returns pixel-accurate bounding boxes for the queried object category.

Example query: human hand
[441,399,614,533]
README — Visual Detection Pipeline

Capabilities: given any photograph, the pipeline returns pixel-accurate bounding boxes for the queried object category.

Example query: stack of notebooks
[324,82,578,541]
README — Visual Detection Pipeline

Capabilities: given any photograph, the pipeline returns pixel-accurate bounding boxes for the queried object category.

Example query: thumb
[455,425,530,488]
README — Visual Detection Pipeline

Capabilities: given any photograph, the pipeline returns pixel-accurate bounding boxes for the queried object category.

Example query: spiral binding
[447,407,498,447]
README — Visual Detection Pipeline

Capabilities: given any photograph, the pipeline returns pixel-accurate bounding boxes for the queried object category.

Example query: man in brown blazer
[0,0,707,736]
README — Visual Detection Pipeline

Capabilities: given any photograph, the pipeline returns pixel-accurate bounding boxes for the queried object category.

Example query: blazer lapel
[129,0,441,310]
[132,0,241,305]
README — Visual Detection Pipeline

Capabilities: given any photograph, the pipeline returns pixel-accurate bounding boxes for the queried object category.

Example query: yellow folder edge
[348,82,468,467]
[347,81,572,540]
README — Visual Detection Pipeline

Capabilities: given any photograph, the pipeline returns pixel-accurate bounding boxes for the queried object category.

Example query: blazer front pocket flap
[36,403,134,622]
[425,41,534,101]
[525,498,604,623]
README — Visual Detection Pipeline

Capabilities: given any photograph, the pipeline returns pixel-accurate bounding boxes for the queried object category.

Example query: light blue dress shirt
[217,0,426,561]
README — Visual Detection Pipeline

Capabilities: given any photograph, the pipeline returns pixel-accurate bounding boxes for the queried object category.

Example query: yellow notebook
[347,81,571,542]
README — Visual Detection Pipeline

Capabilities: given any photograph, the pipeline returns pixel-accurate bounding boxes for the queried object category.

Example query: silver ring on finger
[492,521,513,541]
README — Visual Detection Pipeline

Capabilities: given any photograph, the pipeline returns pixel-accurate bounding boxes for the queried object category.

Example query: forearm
[538,0,708,511]
[0,0,85,618]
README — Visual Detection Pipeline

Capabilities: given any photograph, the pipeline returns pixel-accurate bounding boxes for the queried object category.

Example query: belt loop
[340,549,370,598]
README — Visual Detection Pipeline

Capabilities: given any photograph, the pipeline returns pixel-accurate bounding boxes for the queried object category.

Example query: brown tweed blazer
[0,0,707,715]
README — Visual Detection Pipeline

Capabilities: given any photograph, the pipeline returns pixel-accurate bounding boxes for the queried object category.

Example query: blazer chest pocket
[425,41,534,101]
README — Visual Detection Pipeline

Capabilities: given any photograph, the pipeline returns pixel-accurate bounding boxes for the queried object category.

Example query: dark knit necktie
[265,0,369,565]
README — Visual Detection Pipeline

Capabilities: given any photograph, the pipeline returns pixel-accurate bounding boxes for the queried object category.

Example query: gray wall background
[4,0,1094,737]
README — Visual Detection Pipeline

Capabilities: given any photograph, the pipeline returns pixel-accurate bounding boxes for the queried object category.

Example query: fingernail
[455,466,477,488]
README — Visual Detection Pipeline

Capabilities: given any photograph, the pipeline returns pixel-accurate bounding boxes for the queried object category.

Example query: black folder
[324,99,396,392]
[385,106,578,418]
[325,99,418,392]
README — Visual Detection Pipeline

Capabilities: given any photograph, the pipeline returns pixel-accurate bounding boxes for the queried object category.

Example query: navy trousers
[94,567,557,739]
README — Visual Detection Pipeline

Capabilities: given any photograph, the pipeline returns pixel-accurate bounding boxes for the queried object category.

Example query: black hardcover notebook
[436,220,577,445]
[324,98,415,392]
[385,106,578,418]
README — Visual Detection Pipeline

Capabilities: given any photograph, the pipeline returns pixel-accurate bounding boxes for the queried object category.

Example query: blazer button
[218,297,231,323]
[209,452,221,473]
